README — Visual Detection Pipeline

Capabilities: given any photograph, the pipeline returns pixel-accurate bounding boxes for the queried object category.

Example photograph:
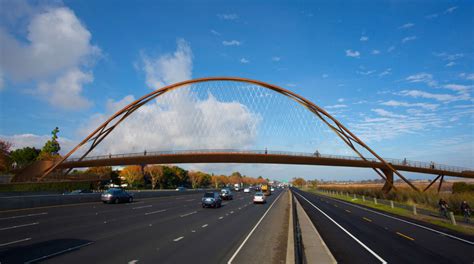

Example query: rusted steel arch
[39,77,418,192]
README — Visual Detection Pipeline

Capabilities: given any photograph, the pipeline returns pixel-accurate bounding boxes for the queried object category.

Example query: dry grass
[318,182,473,215]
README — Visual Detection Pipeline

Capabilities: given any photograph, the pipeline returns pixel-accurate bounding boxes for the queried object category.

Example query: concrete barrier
[0,189,207,211]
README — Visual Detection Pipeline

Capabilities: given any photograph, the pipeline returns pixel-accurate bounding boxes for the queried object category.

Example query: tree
[38,127,61,160]
[86,166,112,179]
[10,147,40,169]
[0,140,12,172]
[291,177,307,187]
[120,165,143,187]
[145,165,165,189]
[188,171,202,189]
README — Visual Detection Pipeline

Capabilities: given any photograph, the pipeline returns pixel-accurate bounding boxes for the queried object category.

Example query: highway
[0,189,285,263]
[292,188,474,264]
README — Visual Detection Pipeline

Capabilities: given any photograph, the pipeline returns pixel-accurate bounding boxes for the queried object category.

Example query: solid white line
[294,192,387,264]
[0,237,31,247]
[132,205,152,210]
[202,224,208,228]
[0,222,39,231]
[0,212,47,221]
[227,190,284,264]
[180,211,197,217]
[173,236,184,242]
[24,242,94,263]
[318,193,474,245]
[144,209,167,215]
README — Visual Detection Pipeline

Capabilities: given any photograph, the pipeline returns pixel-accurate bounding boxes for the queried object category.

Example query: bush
[452,182,474,193]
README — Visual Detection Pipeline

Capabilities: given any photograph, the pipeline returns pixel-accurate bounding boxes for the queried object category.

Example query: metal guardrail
[65,149,472,173]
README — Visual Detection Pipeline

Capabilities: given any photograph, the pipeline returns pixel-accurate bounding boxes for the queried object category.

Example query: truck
[261,184,272,196]
[234,183,241,192]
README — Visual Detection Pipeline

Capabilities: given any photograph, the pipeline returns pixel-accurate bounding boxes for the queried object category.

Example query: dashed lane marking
[202,224,208,228]
[173,236,184,242]
[396,232,415,241]
[0,238,31,247]
[363,217,372,222]
[144,209,167,215]
[0,212,47,220]
[180,211,197,218]
[0,222,39,231]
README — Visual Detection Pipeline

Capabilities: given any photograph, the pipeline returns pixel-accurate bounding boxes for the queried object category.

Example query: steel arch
[40,77,418,192]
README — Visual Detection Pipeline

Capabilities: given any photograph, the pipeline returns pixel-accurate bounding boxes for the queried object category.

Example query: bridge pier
[381,168,394,193]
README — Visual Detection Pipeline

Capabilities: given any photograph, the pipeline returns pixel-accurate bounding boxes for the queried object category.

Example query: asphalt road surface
[292,188,474,264]
[0,189,285,264]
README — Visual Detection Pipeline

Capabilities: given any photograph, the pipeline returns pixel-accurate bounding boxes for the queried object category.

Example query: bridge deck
[60,151,474,178]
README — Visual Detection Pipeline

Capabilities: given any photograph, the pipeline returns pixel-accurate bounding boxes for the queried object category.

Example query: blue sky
[0,0,473,181]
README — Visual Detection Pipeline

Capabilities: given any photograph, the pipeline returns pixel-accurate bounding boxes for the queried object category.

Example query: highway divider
[0,189,208,211]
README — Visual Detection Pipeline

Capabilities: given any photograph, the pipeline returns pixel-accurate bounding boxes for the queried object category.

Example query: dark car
[202,192,222,208]
[220,188,233,200]
[101,188,133,204]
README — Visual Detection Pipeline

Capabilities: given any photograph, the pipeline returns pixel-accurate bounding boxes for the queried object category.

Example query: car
[243,188,250,193]
[176,187,186,192]
[253,192,266,204]
[101,188,133,204]
[270,187,275,192]
[220,188,233,200]
[63,189,93,195]
[202,192,222,208]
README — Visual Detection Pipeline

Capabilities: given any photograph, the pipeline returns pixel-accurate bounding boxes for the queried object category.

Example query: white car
[270,187,275,192]
[243,188,250,193]
[253,192,266,204]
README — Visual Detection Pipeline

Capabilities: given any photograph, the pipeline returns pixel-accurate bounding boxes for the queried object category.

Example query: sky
[0,0,473,182]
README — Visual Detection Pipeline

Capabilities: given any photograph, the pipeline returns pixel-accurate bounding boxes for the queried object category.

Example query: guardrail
[65,149,471,173]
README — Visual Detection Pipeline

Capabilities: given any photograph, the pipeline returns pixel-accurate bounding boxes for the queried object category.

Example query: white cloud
[387,46,395,52]
[406,72,437,86]
[434,52,464,61]
[399,23,414,29]
[380,100,439,110]
[402,36,417,43]
[445,61,456,67]
[379,68,392,77]
[217,14,239,20]
[443,84,472,94]
[459,73,474,81]
[371,108,406,118]
[444,6,458,14]
[140,39,193,89]
[360,36,368,41]
[210,29,220,36]
[371,49,380,55]
[36,68,93,109]
[357,70,376,76]
[272,56,281,62]
[222,40,241,46]
[337,98,345,103]
[345,49,360,58]
[399,89,469,102]
[0,133,75,154]
[325,104,347,109]
[0,6,100,109]
[240,58,250,64]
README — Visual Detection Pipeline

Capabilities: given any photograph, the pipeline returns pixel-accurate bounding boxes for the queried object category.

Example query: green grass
[304,188,474,236]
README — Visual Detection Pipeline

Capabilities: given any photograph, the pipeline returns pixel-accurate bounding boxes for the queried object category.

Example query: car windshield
[255,193,263,197]
[204,192,215,198]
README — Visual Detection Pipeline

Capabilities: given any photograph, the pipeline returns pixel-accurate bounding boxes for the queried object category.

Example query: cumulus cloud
[0,5,100,109]
[140,39,193,89]
[345,49,360,58]
[459,73,474,81]
[222,40,241,46]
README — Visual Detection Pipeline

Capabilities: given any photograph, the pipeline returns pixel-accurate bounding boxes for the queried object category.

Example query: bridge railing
[65,149,470,173]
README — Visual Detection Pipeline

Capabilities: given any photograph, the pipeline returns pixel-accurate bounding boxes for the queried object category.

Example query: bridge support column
[381,168,394,193]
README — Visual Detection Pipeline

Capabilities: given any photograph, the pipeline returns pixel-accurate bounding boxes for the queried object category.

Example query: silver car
[101,188,133,204]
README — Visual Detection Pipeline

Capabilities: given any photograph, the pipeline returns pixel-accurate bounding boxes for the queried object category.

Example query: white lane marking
[230,211,234,214]
[202,224,208,228]
[0,212,48,221]
[191,230,196,232]
[24,242,94,264]
[128,260,139,264]
[144,209,167,215]
[180,211,197,218]
[0,222,39,231]
[317,193,474,245]
[185,199,195,202]
[219,216,224,220]
[173,236,184,242]
[126,201,144,205]
[227,191,284,264]
[132,205,152,210]
[0,237,31,247]
[294,192,387,264]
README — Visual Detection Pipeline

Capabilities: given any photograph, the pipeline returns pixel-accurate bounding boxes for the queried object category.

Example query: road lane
[0,189,284,263]
[293,188,474,264]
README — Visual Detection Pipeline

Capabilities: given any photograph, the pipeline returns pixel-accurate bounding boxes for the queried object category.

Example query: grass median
[302,188,474,236]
